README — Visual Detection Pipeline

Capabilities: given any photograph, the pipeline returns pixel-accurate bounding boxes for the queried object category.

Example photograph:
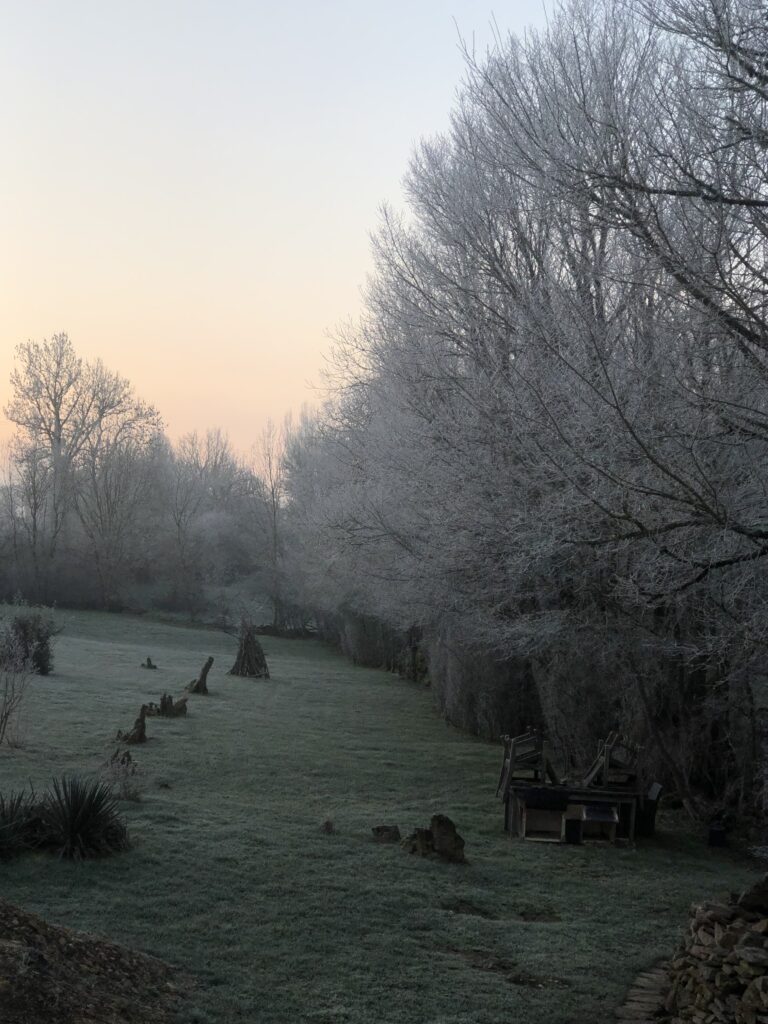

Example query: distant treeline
[0,333,287,623]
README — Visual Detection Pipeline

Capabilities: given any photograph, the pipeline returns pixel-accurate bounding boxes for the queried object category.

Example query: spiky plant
[0,789,43,859]
[41,776,129,860]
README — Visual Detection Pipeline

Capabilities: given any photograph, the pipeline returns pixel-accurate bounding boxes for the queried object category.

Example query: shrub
[101,748,143,802]
[0,638,31,746]
[40,776,129,860]
[0,607,56,744]
[10,609,56,675]
[0,789,44,859]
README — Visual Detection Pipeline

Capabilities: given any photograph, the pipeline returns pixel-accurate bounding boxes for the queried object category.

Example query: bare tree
[0,633,31,746]
[252,417,290,630]
[4,334,162,601]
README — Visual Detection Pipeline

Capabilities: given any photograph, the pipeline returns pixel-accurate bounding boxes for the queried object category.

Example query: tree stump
[148,694,188,717]
[170,695,188,717]
[229,622,270,678]
[186,656,213,694]
[116,705,148,744]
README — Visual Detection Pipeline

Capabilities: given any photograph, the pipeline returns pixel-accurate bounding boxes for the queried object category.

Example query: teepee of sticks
[229,621,270,678]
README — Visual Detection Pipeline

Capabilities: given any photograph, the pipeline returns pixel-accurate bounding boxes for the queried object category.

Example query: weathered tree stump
[372,825,402,843]
[116,705,148,744]
[186,656,213,694]
[168,695,188,717]
[229,622,270,678]
[146,694,188,717]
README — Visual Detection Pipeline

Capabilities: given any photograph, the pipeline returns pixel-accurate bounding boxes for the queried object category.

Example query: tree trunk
[186,656,213,694]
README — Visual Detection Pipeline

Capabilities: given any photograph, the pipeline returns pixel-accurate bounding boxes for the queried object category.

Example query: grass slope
[0,610,758,1024]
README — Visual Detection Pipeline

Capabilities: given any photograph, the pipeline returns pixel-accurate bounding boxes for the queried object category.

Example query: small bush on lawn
[9,609,56,675]
[101,748,143,802]
[0,641,31,746]
[0,789,43,859]
[41,776,130,860]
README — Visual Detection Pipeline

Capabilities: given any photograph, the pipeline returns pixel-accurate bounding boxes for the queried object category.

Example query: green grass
[0,610,759,1023]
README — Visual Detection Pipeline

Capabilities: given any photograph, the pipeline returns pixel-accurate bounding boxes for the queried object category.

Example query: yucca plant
[41,776,129,860]
[0,788,43,858]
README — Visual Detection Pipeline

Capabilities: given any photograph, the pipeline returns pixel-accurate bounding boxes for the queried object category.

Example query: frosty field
[0,611,758,1024]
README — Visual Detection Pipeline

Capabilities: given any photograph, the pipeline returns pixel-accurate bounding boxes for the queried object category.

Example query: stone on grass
[372,825,401,843]
[401,827,435,857]
[430,815,466,863]
[401,816,466,863]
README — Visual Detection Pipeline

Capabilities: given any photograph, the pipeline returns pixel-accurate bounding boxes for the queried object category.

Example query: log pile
[662,876,768,1024]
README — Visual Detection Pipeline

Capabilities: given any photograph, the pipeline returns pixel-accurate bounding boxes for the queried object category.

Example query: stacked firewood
[663,876,768,1024]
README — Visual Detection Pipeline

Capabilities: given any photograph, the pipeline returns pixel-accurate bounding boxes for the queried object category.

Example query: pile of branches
[229,621,269,678]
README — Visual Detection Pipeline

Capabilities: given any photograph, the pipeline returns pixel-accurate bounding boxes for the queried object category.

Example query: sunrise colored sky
[1,1,546,452]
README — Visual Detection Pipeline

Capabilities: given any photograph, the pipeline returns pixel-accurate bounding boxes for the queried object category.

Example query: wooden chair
[496,731,560,799]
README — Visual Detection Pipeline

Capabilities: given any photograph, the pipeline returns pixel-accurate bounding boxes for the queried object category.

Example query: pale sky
[1,1,546,452]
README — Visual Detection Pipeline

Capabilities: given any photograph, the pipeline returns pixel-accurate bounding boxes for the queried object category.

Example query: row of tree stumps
[115,623,270,744]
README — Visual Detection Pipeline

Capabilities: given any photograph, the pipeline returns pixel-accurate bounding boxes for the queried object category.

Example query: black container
[564,818,582,844]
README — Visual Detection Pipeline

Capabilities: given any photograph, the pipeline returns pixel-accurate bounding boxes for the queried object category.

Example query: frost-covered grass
[0,610,758,1024]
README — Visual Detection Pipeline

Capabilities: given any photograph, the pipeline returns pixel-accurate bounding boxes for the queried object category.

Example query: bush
[101,748,143,802]
[40,776,129,860]
[0,789,42,859]
[10,609,56,675]
[0,644,31,746]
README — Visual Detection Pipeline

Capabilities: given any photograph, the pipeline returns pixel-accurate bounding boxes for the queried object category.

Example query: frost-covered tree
[4,334,162,600]
[282,0,768,820]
